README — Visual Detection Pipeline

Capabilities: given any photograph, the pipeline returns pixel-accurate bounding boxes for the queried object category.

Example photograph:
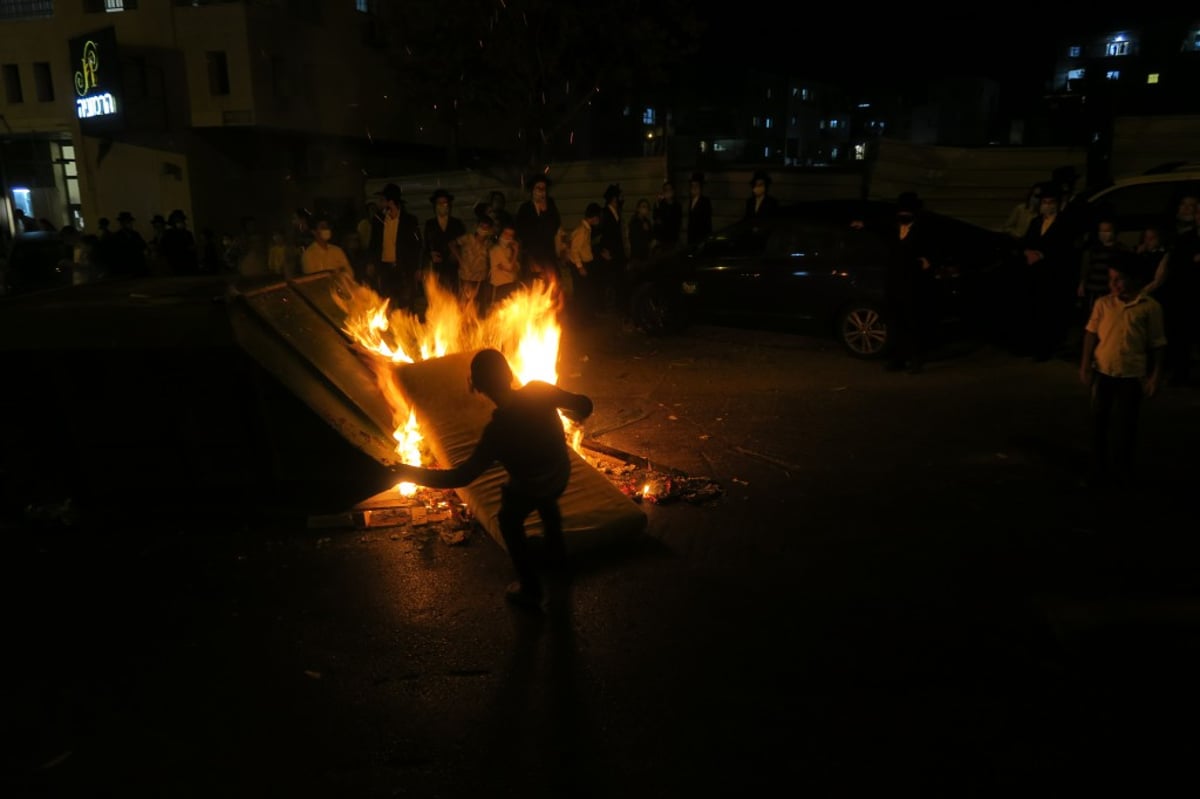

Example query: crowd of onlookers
[994,166,1200,388]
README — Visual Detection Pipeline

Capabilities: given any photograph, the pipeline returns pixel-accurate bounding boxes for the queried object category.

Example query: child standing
[1079,256,1167,488]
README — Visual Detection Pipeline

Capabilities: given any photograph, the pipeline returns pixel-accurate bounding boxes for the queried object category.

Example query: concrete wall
[868,138,1089,231]
[1110,115,1200,178]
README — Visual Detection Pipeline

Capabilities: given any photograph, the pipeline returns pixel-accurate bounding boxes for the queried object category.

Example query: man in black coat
[368,183,423,313]
[884,192,936,373]
[686,171,713,246]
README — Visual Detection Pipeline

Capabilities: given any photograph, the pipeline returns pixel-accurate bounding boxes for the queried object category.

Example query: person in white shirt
[301,217,353,282]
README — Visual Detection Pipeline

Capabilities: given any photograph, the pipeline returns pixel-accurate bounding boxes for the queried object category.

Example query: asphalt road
[4,319,1199,798]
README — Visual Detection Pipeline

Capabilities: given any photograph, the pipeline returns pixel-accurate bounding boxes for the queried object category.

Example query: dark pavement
[4,315,1199,797]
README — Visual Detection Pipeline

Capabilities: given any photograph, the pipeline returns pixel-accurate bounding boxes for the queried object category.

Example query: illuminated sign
[68,27,123,133]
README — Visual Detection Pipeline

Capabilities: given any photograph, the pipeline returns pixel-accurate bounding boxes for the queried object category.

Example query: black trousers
[1089,372,1143,481]
[498,483,566,593]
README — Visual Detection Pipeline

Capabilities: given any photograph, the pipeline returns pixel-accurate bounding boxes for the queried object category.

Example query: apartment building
[0,0,420,241]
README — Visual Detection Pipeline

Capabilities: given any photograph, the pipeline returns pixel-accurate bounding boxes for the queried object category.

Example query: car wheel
[630,282,685,336]
[838,303,889,358]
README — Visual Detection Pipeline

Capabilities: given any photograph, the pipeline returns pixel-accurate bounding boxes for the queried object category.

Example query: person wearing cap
[367,183,422,313]
[456,210,493,312]
[686,171,713,246]
[423,188,466,297]
[111,210,149,278]
[743,170,779,222]
[1022,180,1079,361]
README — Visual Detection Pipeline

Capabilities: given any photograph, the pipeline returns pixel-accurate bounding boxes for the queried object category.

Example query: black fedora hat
[376,182,403,203]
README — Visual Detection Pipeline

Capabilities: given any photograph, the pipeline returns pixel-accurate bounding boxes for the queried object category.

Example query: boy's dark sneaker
[505,581,543,612]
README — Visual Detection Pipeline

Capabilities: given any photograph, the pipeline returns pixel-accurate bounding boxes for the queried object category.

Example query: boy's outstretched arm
[554,386,594,424]
[383,446,492,492]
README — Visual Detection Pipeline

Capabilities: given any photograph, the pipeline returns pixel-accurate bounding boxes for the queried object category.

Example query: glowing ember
[336,271,581,495]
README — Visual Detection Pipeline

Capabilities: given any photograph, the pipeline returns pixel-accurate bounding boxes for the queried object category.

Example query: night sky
[698,11,1112,93]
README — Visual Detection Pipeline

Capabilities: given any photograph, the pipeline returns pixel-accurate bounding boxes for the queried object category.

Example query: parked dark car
[629,199,1018,358]
[0,231,72,297]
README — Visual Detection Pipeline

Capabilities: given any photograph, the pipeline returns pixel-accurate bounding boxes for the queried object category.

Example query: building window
[829,119,839,129]
[854,143,866,161]
[3,64,23,103]
[1105,39,1129,57]
[751,116,760,128]
[1106,70,1120,80]
[0,1,53,19]
[1069,45,1081,58]
[1192,30,1200,51]
[764,117,773,129]
[1068,68,1086,81]
[83,0,138,10]
[642,107,654,125]
[206,51,230,96]
[1147,73,1159,84]
[33,61,53,101]
[355,0,370,10]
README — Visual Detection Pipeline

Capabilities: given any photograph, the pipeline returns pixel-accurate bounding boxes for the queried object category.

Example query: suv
[1079,164,1200,247]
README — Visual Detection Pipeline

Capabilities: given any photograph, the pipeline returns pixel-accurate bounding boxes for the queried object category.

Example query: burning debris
[581,445,724,506]
[308,486,474,545]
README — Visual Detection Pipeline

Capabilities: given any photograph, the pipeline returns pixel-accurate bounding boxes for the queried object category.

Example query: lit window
[764,117,773,129]
[1069,45,1081,58]
[713,141,725,152]
[856,102,870,109]
[1147,73,1159,84]
[1106,70,1120,80]
[1106,39,1129,57]
[829,119,840,129]
[831,147,839,159]
[751,116,760,128]
[854,143,866,161]
[104,0,137,10]
[1193,31,1200,51]
[356,0,370,11]
[1068,68,1086,80]
[642,107,655,125]
[766,88,772,100]
[699,140,708,153]
[801,88,809,100]
[819,119,826,130]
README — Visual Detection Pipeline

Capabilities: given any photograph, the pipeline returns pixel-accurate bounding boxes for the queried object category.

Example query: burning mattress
[393,351,647,552]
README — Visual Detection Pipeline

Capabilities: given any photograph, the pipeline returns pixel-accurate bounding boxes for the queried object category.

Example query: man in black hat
[687,171,713,246]
[744,170,779,222]
[111,210,149,278]
[423,188,466,297]
[368,183,422,312]
[159,209,197,275]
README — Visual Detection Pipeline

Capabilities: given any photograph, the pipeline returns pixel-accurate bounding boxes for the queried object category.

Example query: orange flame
[337,271,577,496]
